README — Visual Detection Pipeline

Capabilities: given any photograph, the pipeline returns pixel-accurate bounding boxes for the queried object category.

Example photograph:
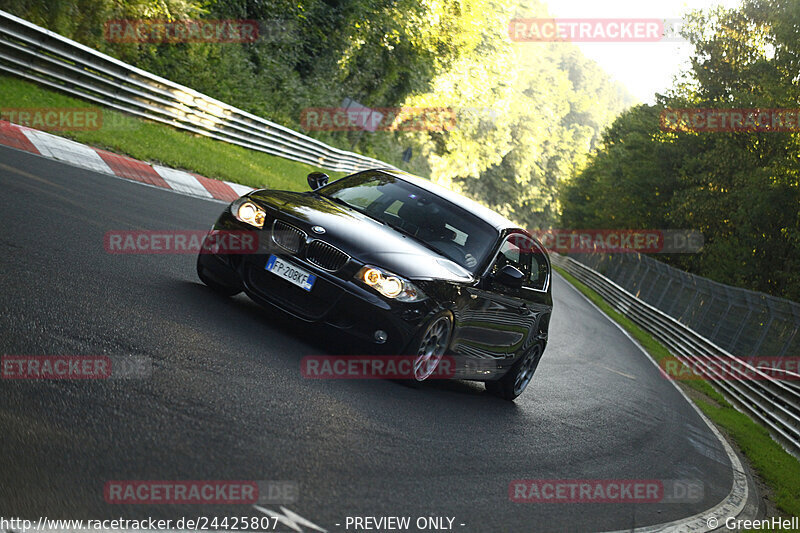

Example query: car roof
[370,168,522,232]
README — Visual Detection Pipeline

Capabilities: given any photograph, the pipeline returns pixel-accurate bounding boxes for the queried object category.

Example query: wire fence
[552,253,800,458]
[569,252,800,358]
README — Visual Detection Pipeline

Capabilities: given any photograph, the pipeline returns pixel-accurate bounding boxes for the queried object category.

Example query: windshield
[319,172,497,272]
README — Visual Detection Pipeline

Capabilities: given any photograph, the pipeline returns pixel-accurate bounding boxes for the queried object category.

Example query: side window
[493,234,549,291]
[497,239,521,267]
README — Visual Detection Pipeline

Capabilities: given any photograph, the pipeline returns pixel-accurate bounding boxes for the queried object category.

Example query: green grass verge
[554,265,800,520]
[0,75,345,190]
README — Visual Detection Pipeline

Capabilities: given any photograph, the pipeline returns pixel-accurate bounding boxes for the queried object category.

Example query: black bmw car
[197,168,552,400]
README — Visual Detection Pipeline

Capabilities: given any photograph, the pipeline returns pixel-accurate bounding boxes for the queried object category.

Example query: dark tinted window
[492,233,549,291]
[320,172,498,272]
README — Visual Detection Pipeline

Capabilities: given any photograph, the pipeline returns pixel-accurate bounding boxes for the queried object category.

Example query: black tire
[407,311,454,382]
[197,255,242,297]
[486,343,543,401]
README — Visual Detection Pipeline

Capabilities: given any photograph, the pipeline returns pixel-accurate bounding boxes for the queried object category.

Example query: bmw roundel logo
[311,225,326,234]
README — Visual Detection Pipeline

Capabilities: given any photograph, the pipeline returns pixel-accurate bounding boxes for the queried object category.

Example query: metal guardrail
[552,253,800,459]
[0,9,393,174]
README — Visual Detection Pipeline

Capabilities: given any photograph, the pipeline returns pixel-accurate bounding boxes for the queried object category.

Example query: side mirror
[493,264,525,289]
[307,172,329,190]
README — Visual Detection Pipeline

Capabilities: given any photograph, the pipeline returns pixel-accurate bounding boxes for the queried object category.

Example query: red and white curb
[0,120,255,202]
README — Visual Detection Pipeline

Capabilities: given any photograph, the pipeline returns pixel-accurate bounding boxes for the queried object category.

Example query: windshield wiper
[381,220,459,261]
[319,195,465,266]
[381,219,413,237]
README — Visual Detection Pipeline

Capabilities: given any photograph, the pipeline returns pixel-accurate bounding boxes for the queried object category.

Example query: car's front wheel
[486,343,543,401]
[411,312,453,381]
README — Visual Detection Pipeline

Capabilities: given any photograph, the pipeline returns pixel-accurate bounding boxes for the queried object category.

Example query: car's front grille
[246,263,342,320]
[272,220,306,253]
[305,240,349,271]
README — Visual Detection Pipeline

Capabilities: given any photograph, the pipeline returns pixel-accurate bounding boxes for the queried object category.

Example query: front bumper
[198,211,435,353]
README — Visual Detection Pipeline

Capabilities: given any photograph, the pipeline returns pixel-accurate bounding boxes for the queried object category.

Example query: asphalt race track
[0,145,740,532]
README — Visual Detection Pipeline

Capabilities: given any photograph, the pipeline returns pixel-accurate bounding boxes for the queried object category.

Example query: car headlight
[232,199,266,229]
[356,266,427,302]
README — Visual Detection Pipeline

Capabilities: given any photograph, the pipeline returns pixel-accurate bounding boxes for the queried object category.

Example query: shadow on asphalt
[178,279,520,405]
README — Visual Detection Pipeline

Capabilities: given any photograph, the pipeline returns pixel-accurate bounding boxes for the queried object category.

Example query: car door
[454,232,550,361]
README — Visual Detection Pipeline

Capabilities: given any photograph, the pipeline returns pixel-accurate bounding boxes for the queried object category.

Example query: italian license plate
[265,255,316,292]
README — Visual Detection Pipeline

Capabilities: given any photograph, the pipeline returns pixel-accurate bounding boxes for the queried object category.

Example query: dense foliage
[4,0,793,298]
[1,0,632,230]
[561,0,800,300]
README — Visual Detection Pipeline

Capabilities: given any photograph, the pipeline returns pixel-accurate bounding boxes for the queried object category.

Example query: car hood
[249,190,474,282]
